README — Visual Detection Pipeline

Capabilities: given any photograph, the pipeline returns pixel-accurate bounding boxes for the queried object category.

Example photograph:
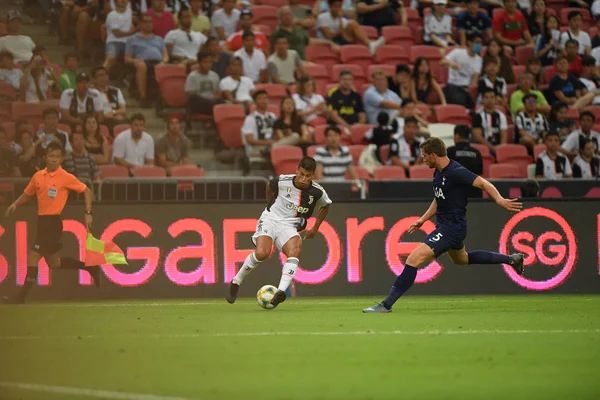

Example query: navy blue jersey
[433,160,478,227]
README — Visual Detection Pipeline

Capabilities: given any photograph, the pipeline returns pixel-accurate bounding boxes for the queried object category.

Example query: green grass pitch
[0,295,599,400]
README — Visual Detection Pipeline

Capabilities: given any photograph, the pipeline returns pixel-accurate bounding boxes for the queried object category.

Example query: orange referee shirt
[24,167,87,216]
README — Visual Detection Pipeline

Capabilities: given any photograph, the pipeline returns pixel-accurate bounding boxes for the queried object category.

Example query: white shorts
[251,217,300,251]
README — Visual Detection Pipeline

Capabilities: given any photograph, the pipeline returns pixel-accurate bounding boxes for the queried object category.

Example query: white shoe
[368,37,386,56]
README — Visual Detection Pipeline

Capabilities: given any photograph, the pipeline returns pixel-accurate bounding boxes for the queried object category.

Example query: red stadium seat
[271,145,303,175]
[99,164,129,179]
[350,124,373,144]
[250,5,279,32]
[515,46,534,66]
[11,102,45,127]
[361,25,379,40]
[0,23,7,36]
[489,163,521,178]
[543,66,556,84]
[0,81,17,100]
[340,45,375,72]
[381,26,414,47]
[566,107,580,122]
[434,105,471,125]
[305,45,340,72]
[169,165,205,177]
[155,64,187,108]
[379,144,390,164]
[302,64,330,95]
[585,187,600,198]
[512,65,526,78]
[113,124,130,137]
[347,145,365,165]
[541,187,563,198]
[367,64,396,80]
[411,25,423,45]
[506,84,518,101]
[346,166,370,180]
[533,144,546,160]
[133,166,167,178]
[306,144,319,158]
[154,64,186,85]
[584,105,600,120]
[470,143,494,177]
[99,125,111,139]
[331,64,367,87]
[405,8,422,28]
[471,143,490,156]
[373,166,406,180]
[254,83,288,105]
[375,45,410,66]
[409,45,443,64]
[259,0,287,7]
[214,104,246,148]
[2,122,15,141]
[415,104,436,123]
[409,165,434,179]
[495,144,532,175]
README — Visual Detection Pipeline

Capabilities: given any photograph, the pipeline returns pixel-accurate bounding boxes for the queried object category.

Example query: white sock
[232,253,261,285]
[278,257,299,292]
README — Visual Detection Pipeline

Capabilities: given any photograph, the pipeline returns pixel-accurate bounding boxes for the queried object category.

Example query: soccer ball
[257,285,277,309]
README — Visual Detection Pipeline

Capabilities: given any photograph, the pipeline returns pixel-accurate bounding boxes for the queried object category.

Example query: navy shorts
[32,215,63,257]
[423,225,466,258]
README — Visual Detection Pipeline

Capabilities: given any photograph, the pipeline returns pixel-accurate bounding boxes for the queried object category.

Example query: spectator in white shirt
[165,8,207,66]
[220,56,255,109]
[423,0,455,55]
[293,75,331,126]
[561,111,600,158]
[559,11,592,56]
[185,51,223,116]
[0,11,36,64]
[112,113,155,169]
[92,66,127,126]
[268,35,303,85]
[234,32,267,83]
[211,0,241,42]
[36,108,73,153]
[440,34,482,109]
[535,131,572,179]
[0,51,23,91]
[19,53,57,104]
[104,0,135,75]
[59,72,105,128]
[241,90,278,163]
[572,139,600,178]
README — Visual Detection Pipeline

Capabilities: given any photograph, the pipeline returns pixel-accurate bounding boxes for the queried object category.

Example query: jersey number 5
[429,233,443,242]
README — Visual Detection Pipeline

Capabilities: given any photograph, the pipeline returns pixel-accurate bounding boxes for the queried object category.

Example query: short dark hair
[64,53,78,64]
[130,113,146,123]
[420,137,447,157]
[404,116,419,126]
[582,55,596,67]
[523,93,537,103]
[92,65,107,77]
[520,180,540,198]
[556,54,568,63]
[230,56,243,65]
[70,130,85,139]
[298,156,317,172]
[396,64,411,74]
[580,110,595,121]
[580,138,594,151]
[467,34,483,43]
[206,36,219,46]
[197,51,211,62]
[454,124,471,139]
[328,0,343,5]
[401,98,415,107]
[568,10,582,21]
[253,89,268,100]
[482,55,498,68]
[481,87,496,97]
[177,8,190,20]
[43,107,59,118]
[46,140,64,155]
[242,31,255,40]
[565,39,579,48]
[325,125,341,136]
[376,111,389,126]
[339,69,353,78]
[274,34,288,43]
[15,120,31,132]
[545,130,560,140]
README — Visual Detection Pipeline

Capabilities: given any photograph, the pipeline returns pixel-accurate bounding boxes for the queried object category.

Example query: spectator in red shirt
[492,0,534,49]
[563,39,583,77]
[146,0,177,38]
[225,10,270,55]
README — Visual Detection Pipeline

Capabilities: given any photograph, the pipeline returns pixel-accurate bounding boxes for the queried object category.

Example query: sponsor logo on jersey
[433,187,445,199]
[287,203,309,214]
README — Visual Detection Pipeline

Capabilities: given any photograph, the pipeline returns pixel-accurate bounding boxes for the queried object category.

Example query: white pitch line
[0,328,598,341]
[0,382,201,400]
[3,297,597,309]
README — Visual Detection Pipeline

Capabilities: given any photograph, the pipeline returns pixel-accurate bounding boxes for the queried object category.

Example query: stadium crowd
[1,0,600,182]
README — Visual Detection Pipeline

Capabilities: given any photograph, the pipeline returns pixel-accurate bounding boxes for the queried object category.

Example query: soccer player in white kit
[226,157,332,308]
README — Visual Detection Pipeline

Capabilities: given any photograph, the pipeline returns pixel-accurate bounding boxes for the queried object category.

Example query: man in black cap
[0,11,36,64]
[59,72,105,129]
[225,9,269,54]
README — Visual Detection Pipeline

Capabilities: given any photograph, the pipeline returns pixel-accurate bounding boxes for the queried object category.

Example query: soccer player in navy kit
[363,137,525,313]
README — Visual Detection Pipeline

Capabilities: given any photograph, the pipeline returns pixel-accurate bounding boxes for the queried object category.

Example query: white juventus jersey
[260,174,332,230]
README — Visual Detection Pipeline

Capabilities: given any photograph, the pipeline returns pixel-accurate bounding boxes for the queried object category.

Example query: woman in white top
[19,54,57,103]
[292,75,331,126]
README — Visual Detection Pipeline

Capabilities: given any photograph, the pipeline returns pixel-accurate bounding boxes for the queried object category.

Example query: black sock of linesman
[16,266,39,300]
[61,257,100,286]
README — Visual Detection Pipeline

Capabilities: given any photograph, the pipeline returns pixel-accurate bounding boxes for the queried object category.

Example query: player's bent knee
[286,247,301,259]
[27,251,42,266]
[254,248,271,261]
[406,244,435,268]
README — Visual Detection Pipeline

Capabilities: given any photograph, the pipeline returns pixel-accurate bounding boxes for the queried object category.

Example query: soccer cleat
[270,290,287,307]
[362,303,392,313]
[226,282,239,304]
[509,253,525,275]
[1,295,25,305]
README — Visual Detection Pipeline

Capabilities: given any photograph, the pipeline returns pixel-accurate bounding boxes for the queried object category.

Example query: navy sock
[467,250,511,265]
[17,266,38,299]
[382,266,417,310]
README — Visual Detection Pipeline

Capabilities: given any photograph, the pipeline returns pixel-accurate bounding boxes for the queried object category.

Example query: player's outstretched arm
[473,176,523,213]
[4,193,32,217]
[408,199,437,234]
[304,204,330,240]
[83,187,93,231]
